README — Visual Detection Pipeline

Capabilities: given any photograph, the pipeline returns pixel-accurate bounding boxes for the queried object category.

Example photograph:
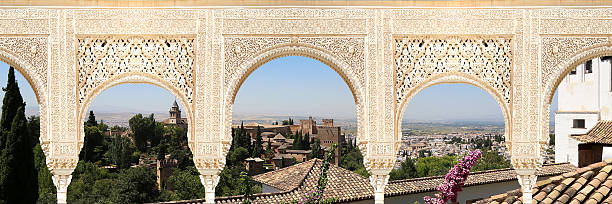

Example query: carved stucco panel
[76,36,196,106]
[395,36,513,106]
[224,36,366,107]
[541,36,610,101]
[73,9,198,34]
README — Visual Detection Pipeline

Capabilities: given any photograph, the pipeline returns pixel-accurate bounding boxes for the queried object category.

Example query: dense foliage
[0,67,40,203]
[68,110,204,203]
[216,124,262,196]
[390,149,510,181]
[339,140,369,177]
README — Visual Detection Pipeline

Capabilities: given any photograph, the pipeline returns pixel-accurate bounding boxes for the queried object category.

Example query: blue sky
[0,58,560,124]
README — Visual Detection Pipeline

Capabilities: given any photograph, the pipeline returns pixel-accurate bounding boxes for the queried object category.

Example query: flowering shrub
[424,150,482,204]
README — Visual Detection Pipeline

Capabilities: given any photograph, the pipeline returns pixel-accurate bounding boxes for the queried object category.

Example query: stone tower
[169,100,181,124]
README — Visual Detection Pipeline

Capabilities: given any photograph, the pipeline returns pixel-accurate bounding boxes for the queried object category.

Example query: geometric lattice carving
[77,36,195,104]
[395,37,512,105]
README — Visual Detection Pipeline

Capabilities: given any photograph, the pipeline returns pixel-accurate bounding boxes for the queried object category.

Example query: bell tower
[169,100,181,124]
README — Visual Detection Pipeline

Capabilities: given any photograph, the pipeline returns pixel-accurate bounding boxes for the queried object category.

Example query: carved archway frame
[75,35,197,162]
[0,36,51,166]
[540,36,612,164]
[396,73,512,143]
[393,36,514,152]
[222,36,369,166]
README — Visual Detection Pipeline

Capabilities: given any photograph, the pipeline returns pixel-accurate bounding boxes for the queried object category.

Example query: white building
[555,56,612,167]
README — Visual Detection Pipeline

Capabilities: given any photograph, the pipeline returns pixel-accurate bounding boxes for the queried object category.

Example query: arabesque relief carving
[0,6,611,204]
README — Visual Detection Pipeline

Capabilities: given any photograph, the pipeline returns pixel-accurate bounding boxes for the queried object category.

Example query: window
[585,60,593,74]
[570,68,577,75]
[573,119,586,129]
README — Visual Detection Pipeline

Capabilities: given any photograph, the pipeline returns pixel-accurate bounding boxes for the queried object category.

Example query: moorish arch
[223,36,367,155]
[77,73,195,148]
[394,36,513,147]
[395,73,512,144]
[540,37,612,158]
[76,36,196,144]
[0,37,49,150]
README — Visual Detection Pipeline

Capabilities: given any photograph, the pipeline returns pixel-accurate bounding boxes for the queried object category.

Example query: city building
[162,101,188,130]
[555,57,612,167]
[234,116,346,165]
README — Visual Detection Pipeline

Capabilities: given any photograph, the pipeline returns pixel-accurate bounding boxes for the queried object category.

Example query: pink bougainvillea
[424,150,482,204]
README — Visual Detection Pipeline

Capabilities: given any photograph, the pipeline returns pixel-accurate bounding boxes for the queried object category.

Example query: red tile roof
[154,160,574,204]
[477,159,612,204]
[572,121,612,145]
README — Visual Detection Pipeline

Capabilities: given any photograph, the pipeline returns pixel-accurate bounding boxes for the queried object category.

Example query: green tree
[415,156,457,177]
[86,110,97,127]
[108,134,135,169]
[34,143,56,203]
[302,133,311,150]
[252,126,263,158]
[340,141,369,177]
[160,167,206,201]
[0,106,38,203]
[389,158,417,180]
[293,132,302,150]
[114,167,160,203]
[80,125,105,163]
[309,138,323,159]
[471,150,511,172]
[0,67,24,131]
[67,161,114,203]
[128,113,157,152]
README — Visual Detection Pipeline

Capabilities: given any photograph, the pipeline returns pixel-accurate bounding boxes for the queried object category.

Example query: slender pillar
[199,170,220,204]
[369,173,390,204]
[51,169,74,204]
[516,169,537,204]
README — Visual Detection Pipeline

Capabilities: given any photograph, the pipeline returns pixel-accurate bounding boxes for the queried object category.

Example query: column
[516,169,537,204]
[47,157,78,204]
[52,172,72,204]
[198,168,220,204]
[369,173,390,204]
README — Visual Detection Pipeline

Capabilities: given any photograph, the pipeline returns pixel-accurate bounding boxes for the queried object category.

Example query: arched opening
[392,82,511,203]
[0,60,54,203]
[216,55,367,202]
[547,53,612,168]
[67,83,203,203]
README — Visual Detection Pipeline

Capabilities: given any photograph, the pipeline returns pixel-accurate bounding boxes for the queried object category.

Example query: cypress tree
[303,133,311,150]
[252,126,263,158]
[0,106,38,203]
[85,110,97,127]
[293,133,302,150]
[0,67,24,131]
[0,67,24,152]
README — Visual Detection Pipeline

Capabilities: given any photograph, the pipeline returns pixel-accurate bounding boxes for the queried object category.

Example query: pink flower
[424,150,482,204]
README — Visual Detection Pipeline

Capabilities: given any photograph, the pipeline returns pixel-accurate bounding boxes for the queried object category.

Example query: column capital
[369,174,389,204]
[516,170,538,204]
[199,174,220,204]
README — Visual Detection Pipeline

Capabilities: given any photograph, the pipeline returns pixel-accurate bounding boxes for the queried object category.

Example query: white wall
[555,57,611,164]
[555,113,598,163]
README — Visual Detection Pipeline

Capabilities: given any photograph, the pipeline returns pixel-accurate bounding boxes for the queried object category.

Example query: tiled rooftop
[155,160,574,204]
[477,159,612,204]
[572,121,612,144]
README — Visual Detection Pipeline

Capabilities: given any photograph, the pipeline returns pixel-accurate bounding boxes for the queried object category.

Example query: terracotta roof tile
[158,162,573,204]
[572,121,612,144]
[478,160,612,203]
